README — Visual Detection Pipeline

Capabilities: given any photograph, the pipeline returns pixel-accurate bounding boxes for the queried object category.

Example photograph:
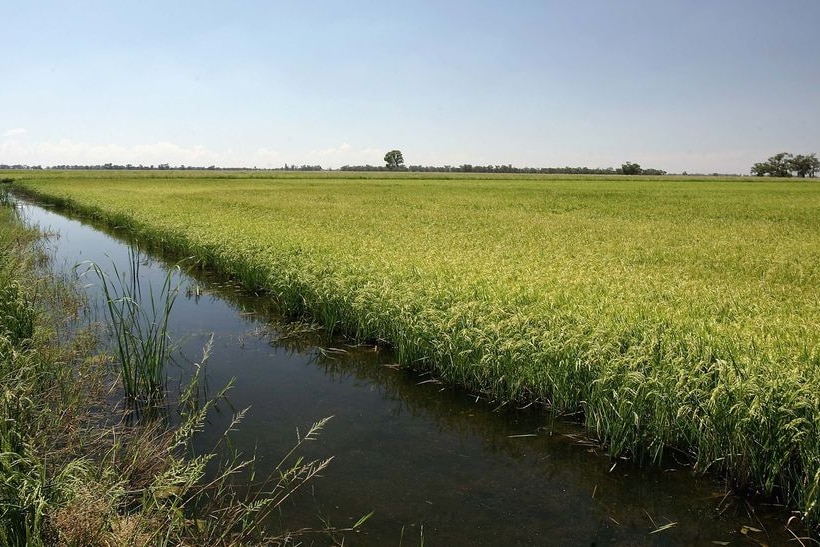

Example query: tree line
[335,151,668,175]
[340,163,667,175]
[1,161,668,175]
[751,153,819,178]
[6,152,819,177]
[0,163,324,171]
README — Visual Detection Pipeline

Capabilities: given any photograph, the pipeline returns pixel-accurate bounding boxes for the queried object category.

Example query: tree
[751,162,771,176]
[767,152,793,177]
[384,150,404,169]
[750,152,793,177]
[790,153,819,178]
[620,161,642,175]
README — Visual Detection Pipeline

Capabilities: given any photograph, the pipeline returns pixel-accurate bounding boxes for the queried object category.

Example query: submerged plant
[81,248,180,405]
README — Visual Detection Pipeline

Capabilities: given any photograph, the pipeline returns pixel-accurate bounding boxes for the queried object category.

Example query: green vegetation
[384,149,405,169]
[9,170,820,525]
[752,152,819,178]
[0,189,358,545]
[83,250,179,404]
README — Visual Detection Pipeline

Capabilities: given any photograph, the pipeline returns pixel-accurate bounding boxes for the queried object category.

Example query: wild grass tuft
[80,248,179,405]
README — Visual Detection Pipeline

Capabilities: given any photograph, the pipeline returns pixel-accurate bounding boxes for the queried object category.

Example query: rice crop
[11,170,820,524]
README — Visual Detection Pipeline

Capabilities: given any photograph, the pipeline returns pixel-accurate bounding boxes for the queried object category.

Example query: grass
[81,248,180,405]
[9,169,820,526]
[0,187,364,545]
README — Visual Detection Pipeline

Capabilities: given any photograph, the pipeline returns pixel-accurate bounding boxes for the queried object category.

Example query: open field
[8,170,820,523]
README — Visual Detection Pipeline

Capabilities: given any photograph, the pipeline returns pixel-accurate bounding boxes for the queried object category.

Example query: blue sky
[2,0,818,173]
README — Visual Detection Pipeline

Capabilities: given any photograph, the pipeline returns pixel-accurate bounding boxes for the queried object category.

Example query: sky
[1,1,818,174]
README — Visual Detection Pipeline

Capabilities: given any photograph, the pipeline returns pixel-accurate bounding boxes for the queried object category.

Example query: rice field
[9,170,820,524]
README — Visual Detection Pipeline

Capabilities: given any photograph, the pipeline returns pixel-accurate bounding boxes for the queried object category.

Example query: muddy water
[18,200,799,545]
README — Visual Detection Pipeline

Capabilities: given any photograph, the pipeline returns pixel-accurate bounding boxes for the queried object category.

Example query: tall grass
[11,170,820,526]
[81,249,179,404]
[0,200,77,545]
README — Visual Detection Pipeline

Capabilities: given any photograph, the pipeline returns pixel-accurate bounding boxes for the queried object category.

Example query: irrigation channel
[17,198,803,546]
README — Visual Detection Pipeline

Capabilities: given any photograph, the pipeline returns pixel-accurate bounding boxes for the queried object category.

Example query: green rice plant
[11,170,820,527]
[81,248,180,405]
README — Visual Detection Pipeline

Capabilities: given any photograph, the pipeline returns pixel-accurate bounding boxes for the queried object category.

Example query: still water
[18,200,799,545]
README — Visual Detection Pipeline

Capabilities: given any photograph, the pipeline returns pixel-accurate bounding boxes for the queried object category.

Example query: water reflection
[16,198,800,546]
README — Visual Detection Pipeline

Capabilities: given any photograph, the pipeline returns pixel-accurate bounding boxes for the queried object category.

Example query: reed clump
[81,248,179,405]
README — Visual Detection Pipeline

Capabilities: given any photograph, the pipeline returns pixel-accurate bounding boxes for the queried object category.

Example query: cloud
[638,150,751,174]
[303,143,383,167]
[254,147,285,165]
[2,128,26,138]
[0,138,386,169]
[312,143,353,157]
[0,138,279,168]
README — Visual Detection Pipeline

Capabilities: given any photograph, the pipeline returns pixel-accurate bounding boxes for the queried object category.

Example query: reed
[81,248,179,404]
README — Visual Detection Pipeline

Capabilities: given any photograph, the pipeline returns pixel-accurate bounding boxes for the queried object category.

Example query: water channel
[16,198,801,545]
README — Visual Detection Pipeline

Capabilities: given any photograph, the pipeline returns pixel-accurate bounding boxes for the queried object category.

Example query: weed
[80,248,179,405]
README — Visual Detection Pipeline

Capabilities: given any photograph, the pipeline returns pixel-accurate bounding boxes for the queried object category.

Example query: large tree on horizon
[384,150,404,170]
[751,152,820,178]
[751,152,794,177]
[791,153,819,178]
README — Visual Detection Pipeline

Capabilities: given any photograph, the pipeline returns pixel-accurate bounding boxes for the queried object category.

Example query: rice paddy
[10,170,820,524]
